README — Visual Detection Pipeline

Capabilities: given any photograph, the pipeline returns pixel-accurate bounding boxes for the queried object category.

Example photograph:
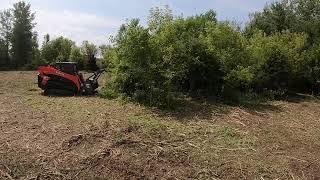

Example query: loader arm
[86,69,106,82]
[83,69,106,95]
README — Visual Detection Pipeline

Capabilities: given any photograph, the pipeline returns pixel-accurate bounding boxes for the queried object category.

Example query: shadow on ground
[149,96,284,122]
[148,92,320,122]
[281,92,318,103]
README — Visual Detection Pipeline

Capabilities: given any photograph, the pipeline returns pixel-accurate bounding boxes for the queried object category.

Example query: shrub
[102,6,320,108]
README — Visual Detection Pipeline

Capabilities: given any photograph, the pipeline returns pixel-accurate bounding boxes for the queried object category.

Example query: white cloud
[0,0,122,45]
[34,9,122,45]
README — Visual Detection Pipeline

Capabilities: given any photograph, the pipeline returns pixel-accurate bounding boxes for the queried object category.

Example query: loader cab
[54,62,79,75]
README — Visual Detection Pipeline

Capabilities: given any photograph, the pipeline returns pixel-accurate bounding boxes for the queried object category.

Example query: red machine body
[38,62,105,95]
[38,65,82,90]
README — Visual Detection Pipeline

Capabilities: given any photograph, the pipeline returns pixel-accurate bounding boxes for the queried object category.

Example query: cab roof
[55,62,77,64]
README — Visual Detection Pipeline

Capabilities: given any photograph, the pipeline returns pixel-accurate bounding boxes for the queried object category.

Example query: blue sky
[1,0,274,45]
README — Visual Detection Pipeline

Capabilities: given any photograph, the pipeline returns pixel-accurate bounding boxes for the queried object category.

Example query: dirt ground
[1,71,320,180]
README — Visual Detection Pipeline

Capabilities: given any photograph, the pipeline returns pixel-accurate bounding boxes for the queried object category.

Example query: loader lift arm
[87,69,106,82]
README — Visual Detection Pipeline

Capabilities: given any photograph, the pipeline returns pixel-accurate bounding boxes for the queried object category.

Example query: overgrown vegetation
[1,0,320,107]
[100,0,320,107]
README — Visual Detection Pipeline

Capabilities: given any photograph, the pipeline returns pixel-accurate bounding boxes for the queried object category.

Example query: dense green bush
[300,45,320,94]
[103,19,165,106]
[3,0,320,108]
[246,31,309,92]
[103,10,253,107]
[102,2,320,108]
[150,12,224,97]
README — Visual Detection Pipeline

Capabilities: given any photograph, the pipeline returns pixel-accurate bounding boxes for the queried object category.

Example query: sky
[0,0,274,46]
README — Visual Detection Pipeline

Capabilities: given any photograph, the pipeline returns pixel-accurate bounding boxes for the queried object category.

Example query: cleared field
[0,71,320,179]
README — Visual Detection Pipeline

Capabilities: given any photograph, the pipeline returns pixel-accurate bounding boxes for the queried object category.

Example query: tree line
[1,0,320,108]
[0,1,99,71]
[102,0,320,107]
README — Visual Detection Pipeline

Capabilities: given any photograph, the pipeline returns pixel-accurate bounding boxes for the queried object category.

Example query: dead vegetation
[1,71,320,179]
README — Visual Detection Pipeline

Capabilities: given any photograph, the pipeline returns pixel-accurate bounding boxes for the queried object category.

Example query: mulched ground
[1,71,320,179]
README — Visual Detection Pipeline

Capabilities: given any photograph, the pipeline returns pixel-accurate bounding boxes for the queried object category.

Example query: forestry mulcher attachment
[38,62,105,96]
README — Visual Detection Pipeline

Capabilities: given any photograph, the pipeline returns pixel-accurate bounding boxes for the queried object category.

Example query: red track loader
[38,62,105,95]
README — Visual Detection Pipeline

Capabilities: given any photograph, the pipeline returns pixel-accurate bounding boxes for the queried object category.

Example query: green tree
[70,46,85,69]
[81,41,98,71]
[293,0,320,44]
[247,0,320,44]
[43,33,50,46]
[100,44,114,68]
[256,49,290,92]
[104,5,320,107]
[104,9,225,107]
[26,31,41,68]
[300,45,320,94]
[0,39,7,68]
[148,5,173,33]
[105,19,158,103]
[151,13,223,96]
[41,36,75,63]
[246,1,294,36]
[0,9,13,67]
[11,1,36,68]
[99,44,110,56]
[246,31,308,93]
